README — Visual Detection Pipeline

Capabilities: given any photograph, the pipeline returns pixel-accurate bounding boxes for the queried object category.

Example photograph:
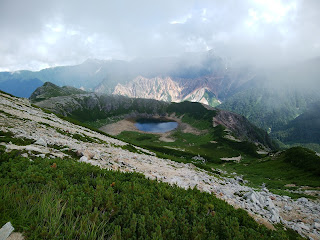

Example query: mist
[0,0,320,74]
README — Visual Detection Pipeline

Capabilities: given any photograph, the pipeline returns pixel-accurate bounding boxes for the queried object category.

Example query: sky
[0,0,320,71]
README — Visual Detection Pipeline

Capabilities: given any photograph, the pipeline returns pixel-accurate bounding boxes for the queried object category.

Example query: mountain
[218,87,319,131]
[0,78,43,98]
[271,101,320,149]
[30,83,276,150]
[97,51,258,105]
[30,82,86,102]
[0,51,258,103]
[113,75,221,106]
[0,58,123,90]
[113,76,183,102]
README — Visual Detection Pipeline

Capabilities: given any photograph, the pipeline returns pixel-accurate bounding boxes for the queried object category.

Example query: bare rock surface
[6,233,24,240]
[0,92,319,239]
[113,76,220,106]
[0,222,14,240]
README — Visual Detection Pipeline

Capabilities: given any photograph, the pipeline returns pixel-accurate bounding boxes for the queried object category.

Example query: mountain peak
[82,58,105,65]
[30,82,86,102]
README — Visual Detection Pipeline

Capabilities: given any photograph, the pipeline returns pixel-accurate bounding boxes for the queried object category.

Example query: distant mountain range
[0,51,257,101]
[0,50,319,150]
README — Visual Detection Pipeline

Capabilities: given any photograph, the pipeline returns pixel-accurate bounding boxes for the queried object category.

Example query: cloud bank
[0,0,319,71]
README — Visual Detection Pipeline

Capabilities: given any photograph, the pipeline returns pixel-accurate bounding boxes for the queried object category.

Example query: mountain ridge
[30,83,276,149]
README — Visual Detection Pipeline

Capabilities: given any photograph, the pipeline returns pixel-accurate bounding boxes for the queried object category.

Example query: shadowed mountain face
[218,87,320,131]
[271,101,320,145]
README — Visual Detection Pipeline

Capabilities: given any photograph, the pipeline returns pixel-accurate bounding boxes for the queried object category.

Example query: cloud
[0,0,319,71]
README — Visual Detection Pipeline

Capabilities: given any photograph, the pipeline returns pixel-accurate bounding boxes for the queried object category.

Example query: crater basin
[135,118,178,133]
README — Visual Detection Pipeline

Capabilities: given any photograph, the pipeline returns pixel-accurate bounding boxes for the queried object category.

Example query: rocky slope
[113,76,183,102]
[113,76,221,106]
[1,91,320,239]
[213,108,274,148]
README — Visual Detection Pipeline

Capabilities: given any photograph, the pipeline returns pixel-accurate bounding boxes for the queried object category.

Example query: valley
[2,84,320,239]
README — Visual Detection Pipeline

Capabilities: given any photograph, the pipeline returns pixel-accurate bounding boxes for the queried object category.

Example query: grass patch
[209,154,320,197]
[0,131,35,146]
[282,147,320,176]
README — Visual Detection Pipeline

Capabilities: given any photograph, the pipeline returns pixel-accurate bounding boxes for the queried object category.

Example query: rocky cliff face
[213,108,275,149]
[113,76,221,106]
[113,76,183,102]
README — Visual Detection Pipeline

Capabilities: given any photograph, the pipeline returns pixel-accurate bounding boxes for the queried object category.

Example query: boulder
[7,232,24,240]
[34,137,47,147]
[284,205,293,211]
[297,197,308,204]
[76,149,95,159]
[267,198,275,209]
[297,222,310,231]
[314,222,320,230]
[79,156,88,162]
[270,208,280,223]
[76,149,84,157]
[84,150,95,159]
[0,222,14,240]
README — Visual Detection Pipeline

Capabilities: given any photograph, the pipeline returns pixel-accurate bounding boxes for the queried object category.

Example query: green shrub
[0,149,300,239]
[282,147,320,175]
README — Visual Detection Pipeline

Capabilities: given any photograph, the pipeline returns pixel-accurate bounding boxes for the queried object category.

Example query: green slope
[0,148,301,240]
[271,102,320,146]
[30,82,86,102]
[218,87,318,131]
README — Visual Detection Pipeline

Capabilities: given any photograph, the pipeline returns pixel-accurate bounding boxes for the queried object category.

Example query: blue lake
[135,119,178,133]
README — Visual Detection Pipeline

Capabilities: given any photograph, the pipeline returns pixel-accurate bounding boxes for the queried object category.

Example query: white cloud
[170,13,192,24]
[0,0,319,71]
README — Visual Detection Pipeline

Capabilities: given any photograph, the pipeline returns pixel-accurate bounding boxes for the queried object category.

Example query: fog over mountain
[1,0,320,74]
